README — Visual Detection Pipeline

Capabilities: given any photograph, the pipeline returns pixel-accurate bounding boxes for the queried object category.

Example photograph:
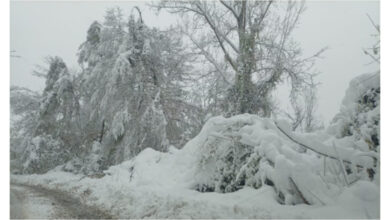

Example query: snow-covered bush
[110,110,130,141]
[21,135,70,174]
[179,115,337,205]
[175,111,378,205]
[80,141,105,175]
[328,71,380,182]
[193,118,256,193]
[10,86,40,173]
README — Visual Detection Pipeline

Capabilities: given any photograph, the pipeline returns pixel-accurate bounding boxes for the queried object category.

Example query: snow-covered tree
[35,57,80,139]
[156,0,323,116]
[78,21,102,68]
[284,76,322,132]
[76,8,198,172]
[21,57,81,173]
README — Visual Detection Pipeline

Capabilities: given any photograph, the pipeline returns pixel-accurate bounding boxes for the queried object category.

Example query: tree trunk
[98,119,105,143]
[234,3,257,114]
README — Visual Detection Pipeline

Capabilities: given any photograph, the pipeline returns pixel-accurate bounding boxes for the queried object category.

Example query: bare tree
[155,0,324,116]
[284,75,321,132]
[285,92,304,132]
[303,76,320,132]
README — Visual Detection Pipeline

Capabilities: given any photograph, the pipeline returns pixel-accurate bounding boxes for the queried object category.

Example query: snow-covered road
[10,184,113,219]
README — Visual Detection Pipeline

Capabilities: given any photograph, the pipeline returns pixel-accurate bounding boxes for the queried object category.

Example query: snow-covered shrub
[175,106,381,206]
[10,86,40,173]
[214,142,254,193]
[183,115,340,205]
[21,135,70,174]
[10,86,40,152]
[328,71,380,182]
[111,110,130,141]
[193,118,256,193]
[81,141,106,175]
[235,149,263,189]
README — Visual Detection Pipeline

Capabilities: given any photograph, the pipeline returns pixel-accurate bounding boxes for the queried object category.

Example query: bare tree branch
[219,0,239,20]
[194,3,238,72]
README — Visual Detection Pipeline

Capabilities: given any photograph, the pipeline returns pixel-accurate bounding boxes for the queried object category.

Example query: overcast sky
[10,0,379,124]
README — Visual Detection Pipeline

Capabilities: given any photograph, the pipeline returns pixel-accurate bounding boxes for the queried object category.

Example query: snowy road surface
[10,184,113,219]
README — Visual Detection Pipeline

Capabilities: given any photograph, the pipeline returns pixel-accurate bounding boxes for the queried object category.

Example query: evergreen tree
[22,57,81,173]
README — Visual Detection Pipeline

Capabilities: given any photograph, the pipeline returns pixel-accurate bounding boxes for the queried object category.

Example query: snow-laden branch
[274,120,378,169]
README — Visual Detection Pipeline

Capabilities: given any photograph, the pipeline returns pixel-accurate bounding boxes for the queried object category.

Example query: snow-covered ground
[10,183,113,219]
[12,114,379,219]
[11,163,379,219]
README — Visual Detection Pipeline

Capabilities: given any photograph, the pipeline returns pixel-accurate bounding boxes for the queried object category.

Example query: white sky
[10,0,379,124]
